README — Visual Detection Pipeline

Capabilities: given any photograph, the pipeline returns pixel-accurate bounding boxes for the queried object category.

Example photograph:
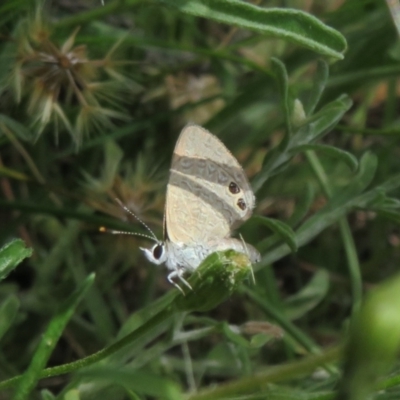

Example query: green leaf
[290,143,359,171]
[156,0,347,59]
[249,333,272,349]
[0,239,32,281]
[254,216,298,253]
[253,94,352,192]
[271,58,292,145]
[302,60,329,116]
[12,274,95,400]
[289,94,353,147]
[284,270,330,320]
[220,322,250,348]
[0,295,19,342]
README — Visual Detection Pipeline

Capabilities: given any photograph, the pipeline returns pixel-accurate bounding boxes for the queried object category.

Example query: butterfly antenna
[99,226,158,243]
[114,198,159,242]
[239,233,256,284]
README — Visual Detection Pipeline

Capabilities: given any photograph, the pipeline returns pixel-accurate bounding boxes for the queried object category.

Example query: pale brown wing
[165,124,255,245]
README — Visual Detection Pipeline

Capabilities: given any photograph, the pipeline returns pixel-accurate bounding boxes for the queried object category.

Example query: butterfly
[139,124,260,290]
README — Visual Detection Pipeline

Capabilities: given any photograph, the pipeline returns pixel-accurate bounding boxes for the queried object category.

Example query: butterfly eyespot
[229,182,240,194]
[153,244,164,260]
[237,198,246,210]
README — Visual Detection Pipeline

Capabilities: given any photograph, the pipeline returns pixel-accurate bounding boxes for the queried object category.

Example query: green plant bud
[337,272,400,400]
[173,250,252,313]
[291,98,307,127]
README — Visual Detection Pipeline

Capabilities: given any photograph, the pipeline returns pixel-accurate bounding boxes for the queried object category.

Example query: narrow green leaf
[290,144,359,171]
[117,289,177,338]
[157,0,347,59]
[220,322,250,349]
[303,60,329,115]
[253,94,352,192]
[0,239,32,281]
[0,295,19,342]
[271,58,292,145]
[12,273,95,400]
[284,270,330,320]
[254,216,297,253]
[290,95,353,147]
[249,333,272,349]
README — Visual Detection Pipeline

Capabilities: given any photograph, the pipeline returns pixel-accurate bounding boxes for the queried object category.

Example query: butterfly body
[142,238,260,272]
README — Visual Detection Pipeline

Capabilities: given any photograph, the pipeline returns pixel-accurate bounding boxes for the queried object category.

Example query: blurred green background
[1,0,400,399]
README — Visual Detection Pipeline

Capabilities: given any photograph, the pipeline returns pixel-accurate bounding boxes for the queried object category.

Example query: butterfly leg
[177,268,193,290]
[167,268,192,294]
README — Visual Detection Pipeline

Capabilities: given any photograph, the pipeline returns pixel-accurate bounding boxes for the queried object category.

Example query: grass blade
[12,274,95,400]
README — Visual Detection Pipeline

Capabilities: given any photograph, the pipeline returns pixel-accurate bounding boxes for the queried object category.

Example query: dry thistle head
[2,5,139,148]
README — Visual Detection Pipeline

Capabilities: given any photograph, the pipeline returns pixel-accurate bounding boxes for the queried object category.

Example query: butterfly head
[108,198,167,265]
[140,242,168,265]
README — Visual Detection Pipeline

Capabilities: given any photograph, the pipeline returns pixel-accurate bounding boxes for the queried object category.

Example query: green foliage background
[1,0,400,399]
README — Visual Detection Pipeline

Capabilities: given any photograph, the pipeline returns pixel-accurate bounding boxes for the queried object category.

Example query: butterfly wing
[165,124,255,245]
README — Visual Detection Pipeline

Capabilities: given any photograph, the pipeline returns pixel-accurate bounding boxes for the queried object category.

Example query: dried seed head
[3,7,139,148]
